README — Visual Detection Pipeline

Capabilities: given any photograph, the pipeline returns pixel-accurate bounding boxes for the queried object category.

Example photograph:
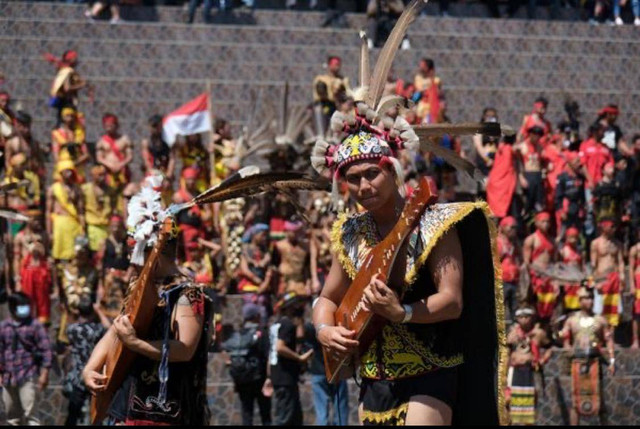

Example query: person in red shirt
[498,216,521,323]
[579,122,613,240]
[579,122,613,189]
[559,227,584,313]
[518,97,552,144]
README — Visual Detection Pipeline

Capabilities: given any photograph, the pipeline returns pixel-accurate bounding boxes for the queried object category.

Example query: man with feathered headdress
[311,1,506,425]
[82,175,212,425]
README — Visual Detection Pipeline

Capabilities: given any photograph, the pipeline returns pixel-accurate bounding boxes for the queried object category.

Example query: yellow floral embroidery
[360,403,409,425]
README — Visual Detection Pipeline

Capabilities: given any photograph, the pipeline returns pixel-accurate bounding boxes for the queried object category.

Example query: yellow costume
[51,170,83,260]
[82,183,111,251]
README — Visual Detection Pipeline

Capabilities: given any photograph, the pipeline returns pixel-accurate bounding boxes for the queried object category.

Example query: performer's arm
[82,328,115,393]
[630,247,636,294]
[617,244,625,285]
[523,234,533,268]
[141,139,154,172]
[45,187,54,237]
[112,298,204,362]
[362,228,463,324]
[312,252,359,354]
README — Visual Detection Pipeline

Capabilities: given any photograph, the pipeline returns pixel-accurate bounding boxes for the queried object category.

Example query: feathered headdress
[126,175,170,266]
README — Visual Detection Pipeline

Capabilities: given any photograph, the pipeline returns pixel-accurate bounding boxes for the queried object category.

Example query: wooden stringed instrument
[323,176,438,383]
[90,217,175,424]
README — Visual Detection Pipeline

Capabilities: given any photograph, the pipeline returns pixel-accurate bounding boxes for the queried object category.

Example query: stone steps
[4,18,640,52]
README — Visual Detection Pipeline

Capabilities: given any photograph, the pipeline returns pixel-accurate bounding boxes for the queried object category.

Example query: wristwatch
[401,304,413,323]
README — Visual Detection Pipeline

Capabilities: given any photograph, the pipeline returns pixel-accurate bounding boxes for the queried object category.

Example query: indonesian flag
[162,93,212,146]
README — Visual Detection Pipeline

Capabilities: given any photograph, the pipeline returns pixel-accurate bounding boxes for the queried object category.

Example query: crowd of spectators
[1,7,640,426]
[54,0,640,26]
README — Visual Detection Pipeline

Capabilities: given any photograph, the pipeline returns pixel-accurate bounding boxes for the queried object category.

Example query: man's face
[0,97,7,110]
[29,217,42,232]
[110,219,124,236]
[185,177,197,191]
[93,170,106,185]
[63,113,75,127]
[529,133,541,145]
[503,224,517,239]
[150,123,161,137]
[254,230,268,246]
[14,122,29,136]
[328,59,341,74]
[343,160,397,212]
[104,122,118,135]
[567,235,578,246]
[603,164,615,178]
[61,169,74,184]
[536,219,550,233]
[516,315,533,330]
[579,295,594,312]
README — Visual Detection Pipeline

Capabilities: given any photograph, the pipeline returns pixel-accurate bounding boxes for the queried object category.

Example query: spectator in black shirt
[599,104,632,157]
[268,293,313,426]
[222,303,271,426]
[593,162,623,224]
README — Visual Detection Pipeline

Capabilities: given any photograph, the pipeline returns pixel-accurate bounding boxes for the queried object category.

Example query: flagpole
[206,79,217,186]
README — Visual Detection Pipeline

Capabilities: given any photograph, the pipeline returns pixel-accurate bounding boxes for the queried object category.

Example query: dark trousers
[64,387,88,426]
[503,281,518,323]
[524,171,545,215]
[274,385,302,426]
[237,380,272,426]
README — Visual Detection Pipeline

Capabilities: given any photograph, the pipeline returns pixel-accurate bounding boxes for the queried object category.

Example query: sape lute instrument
[89,167,328,423]
[90,217,174,424]
[323,176,438,383]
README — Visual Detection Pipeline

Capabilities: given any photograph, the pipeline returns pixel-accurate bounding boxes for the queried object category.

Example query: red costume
[487,142,517,217]
[176,168,205,261]
[19,254,52,324]
[497,228,519,284]
[561,232,582,312]
[530,220,556,320]
[634,256,640,317]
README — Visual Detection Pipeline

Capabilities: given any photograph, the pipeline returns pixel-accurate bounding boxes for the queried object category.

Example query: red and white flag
[162,93,212,146]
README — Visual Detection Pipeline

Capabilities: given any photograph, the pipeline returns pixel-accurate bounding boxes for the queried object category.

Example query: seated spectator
[173,167,211,261]
[85,0,122,23]
[275,221,311,297]
[0,292,53,426]
[613,0,640,25]
[487,133,519,221]
[515,126,547,216]
[554,152,585,236]
[97,215,130,320]
[13,210,46,290]
[590,219,624,330]
[413,58,442,123]
[518,98,551,144]
[593,162,623,223]
[558,227,584,313]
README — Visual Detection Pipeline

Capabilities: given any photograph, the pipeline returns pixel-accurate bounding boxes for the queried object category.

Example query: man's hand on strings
[317,325,359,362]
[362,274,405,323]
[83,369,107,395]
[113,314,138,348]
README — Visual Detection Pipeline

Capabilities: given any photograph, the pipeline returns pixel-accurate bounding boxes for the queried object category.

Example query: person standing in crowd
[82,165,113,253]
[12,210,46,287]
[518,98,551,144]
[46,159,85,263]
[45,50,87,123]
[506,306,550,426]
[516,126,547,215]
[173,167,211,261]
[51,107,89,183]
[413,58,442,123]
[238,223,274,323]
[0,292,53,426]
[142,114,175,179]
[487,132,520,222]
[268,293,313,426]
[559,227,584,314]
[498,216,521,323]
[63,297,111,426]
[177,134,210,193]
[96,113,133,197]
[629,228,640,349]
[222,303,272,426]
[554,152,585,237]
[473,107,499,176]
[561,287,614,426]
[5,111,46,182]
[97,214,130,320]
[304,321,349,425]
[17,242,52,326]
[590,218,625,329]
[592,162,623,223]
[523,212,557,326]
[312,56,350,108]
[275,220,311,297]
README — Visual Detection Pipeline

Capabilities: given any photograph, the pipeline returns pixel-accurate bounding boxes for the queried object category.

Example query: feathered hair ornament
[126,174,170,266]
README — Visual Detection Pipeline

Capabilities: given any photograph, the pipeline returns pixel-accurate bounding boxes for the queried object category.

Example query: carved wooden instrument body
[324,176,438,383]
[91,218,175,424]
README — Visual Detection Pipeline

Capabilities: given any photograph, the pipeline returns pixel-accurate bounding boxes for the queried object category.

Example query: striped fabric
[564,284,581,311]
[600,272,621,327]
[510,386,536,425]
